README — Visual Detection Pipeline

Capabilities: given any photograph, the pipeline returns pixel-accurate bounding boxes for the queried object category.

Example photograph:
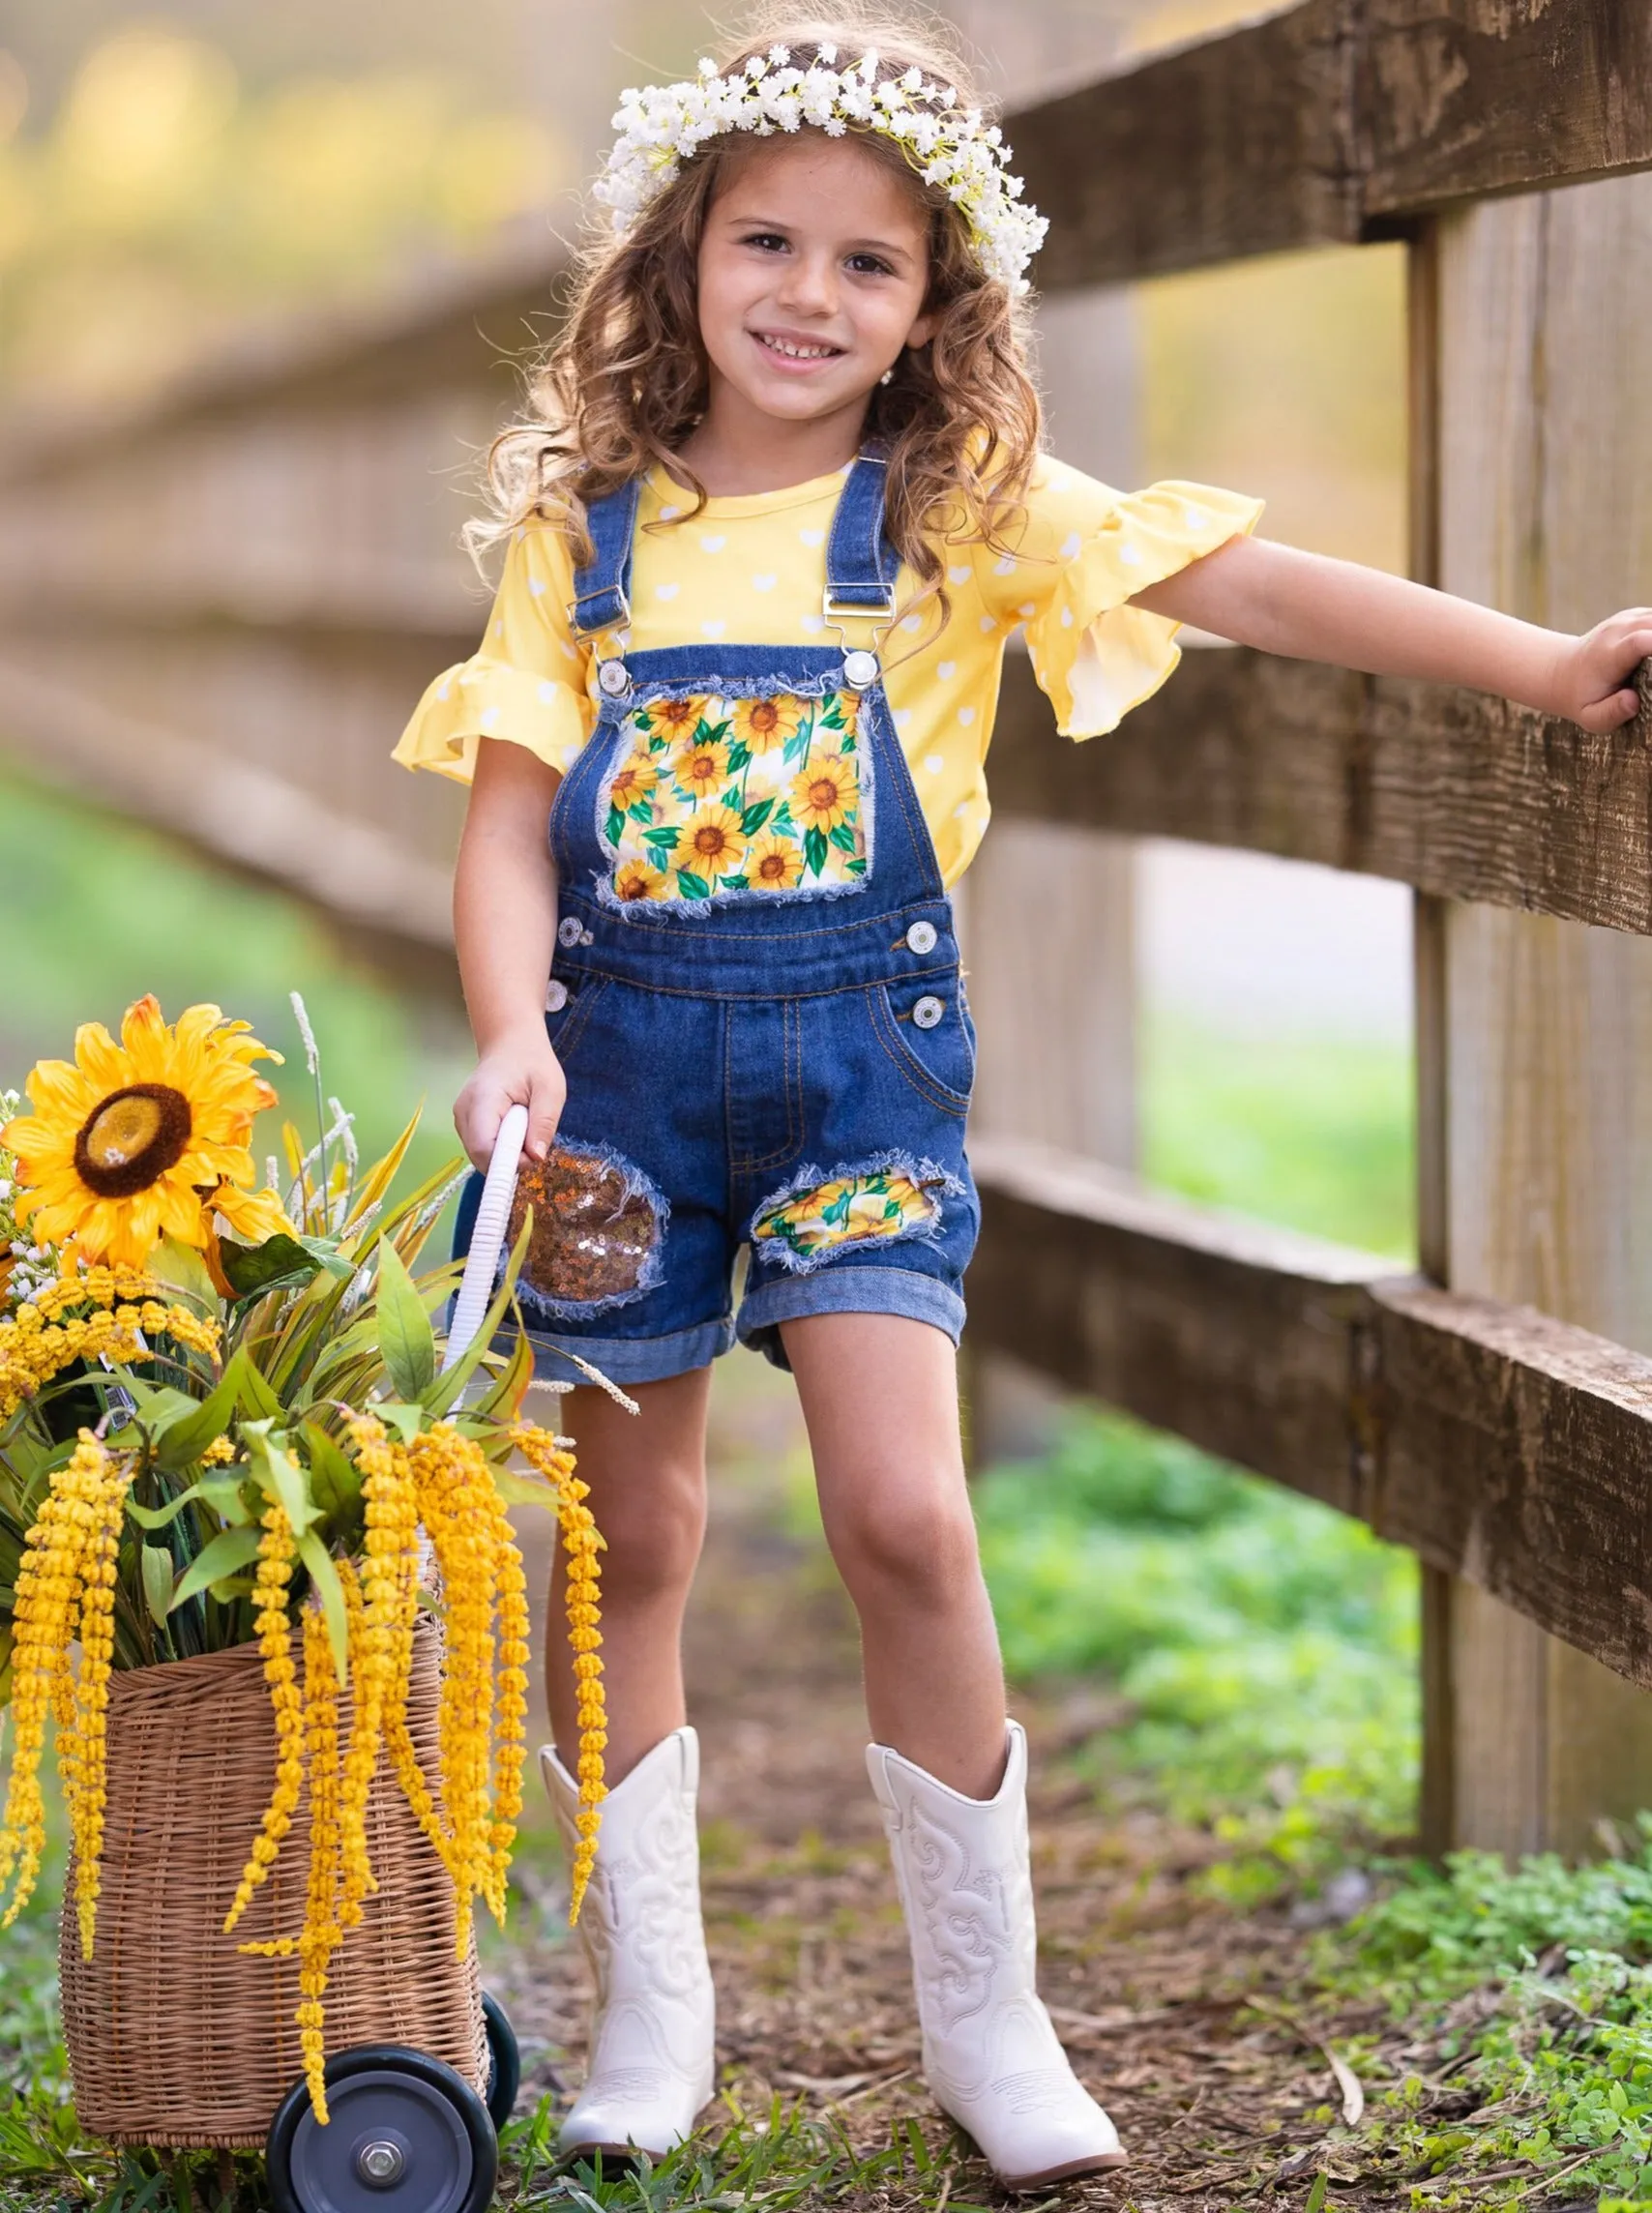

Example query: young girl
[396,5,1652,2189]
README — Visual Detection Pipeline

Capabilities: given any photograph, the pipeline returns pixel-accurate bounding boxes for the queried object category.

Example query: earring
[879,367,896,386]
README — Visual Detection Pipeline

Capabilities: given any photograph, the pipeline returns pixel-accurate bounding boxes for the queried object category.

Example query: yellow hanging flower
[337,1415,418,1936]
[295,1602,342,2126]
[2,995,290,1269]
[513,1424,607,1922]
[0,1432,131,1940]
[222,1501,303,1932]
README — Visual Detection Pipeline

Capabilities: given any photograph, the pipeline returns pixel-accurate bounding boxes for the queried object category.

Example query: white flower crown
[593,44,1047,296]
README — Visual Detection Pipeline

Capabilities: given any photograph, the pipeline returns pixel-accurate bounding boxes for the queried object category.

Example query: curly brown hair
[474,3,1044,637]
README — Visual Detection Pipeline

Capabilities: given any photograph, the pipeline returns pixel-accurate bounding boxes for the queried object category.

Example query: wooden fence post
[962,282,1141,1466]
[1418,175,1652,1859]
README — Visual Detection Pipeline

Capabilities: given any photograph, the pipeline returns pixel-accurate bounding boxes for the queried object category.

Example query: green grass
[1142,1011,1416,1260]
[1321,1832,1652,2205]
[977,1407,1420,1894]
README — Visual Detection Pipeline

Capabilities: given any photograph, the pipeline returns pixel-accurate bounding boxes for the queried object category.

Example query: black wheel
[266,2044,497,2213]
[481,1992,519,2135]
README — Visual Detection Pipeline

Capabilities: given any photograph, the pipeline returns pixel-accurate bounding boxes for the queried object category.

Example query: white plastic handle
[440,1103,530,1374]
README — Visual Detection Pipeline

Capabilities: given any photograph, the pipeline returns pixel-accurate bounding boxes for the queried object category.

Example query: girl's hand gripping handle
[441,1101,529,1375]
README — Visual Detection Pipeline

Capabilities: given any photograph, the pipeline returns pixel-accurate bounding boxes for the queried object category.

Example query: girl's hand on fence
[1555,611,1652,733]
[454,1027,567,1172]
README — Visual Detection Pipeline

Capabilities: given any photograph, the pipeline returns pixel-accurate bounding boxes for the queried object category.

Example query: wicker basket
[60,1619,489,2149]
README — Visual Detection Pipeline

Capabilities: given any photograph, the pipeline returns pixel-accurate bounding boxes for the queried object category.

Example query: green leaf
[675,869,710,900]
[242,1420,319,1538]
[772,803,795,832]
[170,1525,262,1611]
[642,823,679,855]
[1305,2174,1328,2213]
[300,1423,364,1532]
[150,1351,248,1469]
[725,739,752,774]
[217,1232,322,1300]
[740,797,775,836]
[491,1465,564,1511]
[374,1401,424,1445]
[845,856,867,875]
[605,804,625,845]
[804,826,828,876]
[147,1233,219,1314]
[297,1237,354,1281]
[829,819,860,854]
[296,1532,350,1686]
[376,1238,436,1401]
[140,1544,175,1628]
[127,1475,251,1531]
[424,1214,532,1417]
[235,1352,283,1424]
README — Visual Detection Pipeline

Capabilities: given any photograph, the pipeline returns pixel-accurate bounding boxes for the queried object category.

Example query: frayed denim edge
[746,1149,965,1278]
[510,1136,672,1320]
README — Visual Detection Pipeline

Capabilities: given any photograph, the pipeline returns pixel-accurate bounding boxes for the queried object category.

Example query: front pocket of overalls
[869,977,975,1118]
[599,689,869,906]
[544,976,607,1075]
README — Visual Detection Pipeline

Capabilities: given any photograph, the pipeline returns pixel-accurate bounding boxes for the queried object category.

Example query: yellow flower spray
[513,1423,608,1921]
[225,1411,605,2119]
[0,1431,134,1954]
[0,1272,220,1422]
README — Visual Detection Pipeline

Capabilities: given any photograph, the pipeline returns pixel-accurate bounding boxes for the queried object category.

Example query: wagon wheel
[481,1991,520,2134]
[266,2045,497,2213]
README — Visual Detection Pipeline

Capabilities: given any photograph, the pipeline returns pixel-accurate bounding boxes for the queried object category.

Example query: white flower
[593,59,1046,291]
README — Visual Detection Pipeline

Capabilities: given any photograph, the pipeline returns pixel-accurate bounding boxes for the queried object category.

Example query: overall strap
[567,477,644,637]
[824,449,900,618]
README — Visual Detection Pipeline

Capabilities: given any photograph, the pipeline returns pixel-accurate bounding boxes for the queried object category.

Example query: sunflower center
[749,701,780,734]
[693,825,729,856]
[74,1084,192,1198]
[757,852,788,880]
[810,777,839,808]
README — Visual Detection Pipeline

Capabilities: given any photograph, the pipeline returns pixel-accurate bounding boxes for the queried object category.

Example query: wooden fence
[4,0,1652,1859]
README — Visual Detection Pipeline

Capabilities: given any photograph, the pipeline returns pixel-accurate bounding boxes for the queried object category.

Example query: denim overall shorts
[452,449,981,1385]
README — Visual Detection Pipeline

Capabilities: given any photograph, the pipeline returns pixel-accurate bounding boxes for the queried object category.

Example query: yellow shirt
[395,458,1262,889]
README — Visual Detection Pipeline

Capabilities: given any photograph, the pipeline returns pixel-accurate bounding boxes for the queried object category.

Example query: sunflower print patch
[752,1169,939,1266]
[602,691,867,904]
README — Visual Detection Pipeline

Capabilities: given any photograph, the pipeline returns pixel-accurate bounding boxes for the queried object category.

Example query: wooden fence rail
[972,1136,1652,1697]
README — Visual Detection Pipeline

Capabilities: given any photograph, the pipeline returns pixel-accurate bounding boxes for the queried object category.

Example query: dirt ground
[479,1359,1502,2213]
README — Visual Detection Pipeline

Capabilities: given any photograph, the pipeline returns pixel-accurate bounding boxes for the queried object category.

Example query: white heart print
[700,534,726,551]
[799,528,826,546]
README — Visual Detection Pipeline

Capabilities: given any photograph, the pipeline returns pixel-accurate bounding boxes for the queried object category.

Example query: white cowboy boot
[867,1720,1128,2191]
[540,1726,717,2160]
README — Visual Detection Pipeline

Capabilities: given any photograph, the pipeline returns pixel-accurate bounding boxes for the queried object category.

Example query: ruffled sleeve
[393,523,594,782]
[1010,473,1264,740]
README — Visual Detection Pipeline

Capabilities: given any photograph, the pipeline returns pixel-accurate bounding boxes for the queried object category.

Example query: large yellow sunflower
[1,996,291,1268]
[731,694,807,755]
[673,805,746,876]
[607,753,660,812]
[744,832,806,891]
[672,734,731,802]
[789,753,858,834]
